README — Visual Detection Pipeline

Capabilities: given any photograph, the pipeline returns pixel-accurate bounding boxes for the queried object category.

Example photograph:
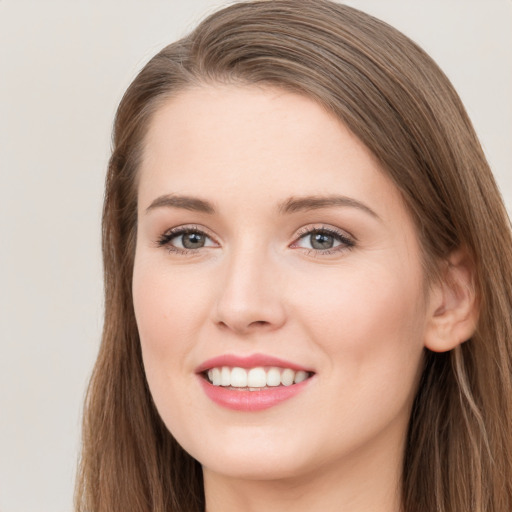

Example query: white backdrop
[0,1,510,511]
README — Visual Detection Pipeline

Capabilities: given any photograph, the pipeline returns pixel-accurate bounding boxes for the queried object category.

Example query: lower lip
[198,376,312,411]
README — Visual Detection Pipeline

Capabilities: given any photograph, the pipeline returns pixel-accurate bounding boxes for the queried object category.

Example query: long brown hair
[75,1,512,510]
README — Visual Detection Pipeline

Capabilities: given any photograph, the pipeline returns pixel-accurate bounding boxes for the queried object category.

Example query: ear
[424,248,479,353]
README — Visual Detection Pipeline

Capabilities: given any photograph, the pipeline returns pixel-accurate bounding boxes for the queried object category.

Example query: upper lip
[195,353,314,374]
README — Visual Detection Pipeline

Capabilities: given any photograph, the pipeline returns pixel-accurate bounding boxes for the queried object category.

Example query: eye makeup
[155,223,355,257]
[290,224,356,257]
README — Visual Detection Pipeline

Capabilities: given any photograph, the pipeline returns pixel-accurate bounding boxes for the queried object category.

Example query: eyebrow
[145,194,215,214]
[145,193,380,220]
[278,195,380,220]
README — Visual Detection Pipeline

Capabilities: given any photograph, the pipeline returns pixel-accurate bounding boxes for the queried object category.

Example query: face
[133,85,430,483]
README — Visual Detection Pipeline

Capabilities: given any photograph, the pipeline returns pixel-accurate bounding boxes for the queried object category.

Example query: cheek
[132,258,209,437]
[285,262,427,454]
[132,259,208,401]
[293,259,426,376]
[133,259,207,349]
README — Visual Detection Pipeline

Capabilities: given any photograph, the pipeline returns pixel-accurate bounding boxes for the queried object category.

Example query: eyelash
[291,225,355,256]
[156,224,355,256]
[156,225,217,255]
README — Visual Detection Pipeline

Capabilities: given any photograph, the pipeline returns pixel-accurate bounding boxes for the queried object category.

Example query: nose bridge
[214,237,286,334]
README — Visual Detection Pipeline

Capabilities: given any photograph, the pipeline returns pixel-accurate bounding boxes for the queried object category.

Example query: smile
[196,354,315,411]
[206,366,311,389]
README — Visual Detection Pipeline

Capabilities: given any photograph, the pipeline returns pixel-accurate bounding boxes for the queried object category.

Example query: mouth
[203,366,314,390]
[196,354,315,411]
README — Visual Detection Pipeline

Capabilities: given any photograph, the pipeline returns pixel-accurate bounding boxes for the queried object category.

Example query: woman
[75,1,512,511]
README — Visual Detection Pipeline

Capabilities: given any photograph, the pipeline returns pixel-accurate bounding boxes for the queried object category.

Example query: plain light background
[0,1,510,511]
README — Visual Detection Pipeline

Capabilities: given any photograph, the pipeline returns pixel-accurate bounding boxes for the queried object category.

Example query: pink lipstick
[196,353,314,411]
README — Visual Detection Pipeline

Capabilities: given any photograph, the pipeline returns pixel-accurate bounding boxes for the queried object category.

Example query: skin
[132,84,449,512]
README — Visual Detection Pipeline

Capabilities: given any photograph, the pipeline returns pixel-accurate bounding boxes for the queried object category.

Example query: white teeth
[247,367,267,387]
[221,366,231,386]
[266,367,281,387]
[207,366,311,388]
[281,368,295,386]
[294,370,308,384]
[209,368,221,386]
[230,367,248,387]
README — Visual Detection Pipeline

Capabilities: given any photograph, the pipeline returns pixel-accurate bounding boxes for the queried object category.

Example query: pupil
[311,232,334,250]
[182,232,205,249]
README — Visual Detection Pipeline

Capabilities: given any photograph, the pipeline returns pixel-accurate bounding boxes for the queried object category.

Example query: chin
[178,423,317,481]
[200,450,313,482]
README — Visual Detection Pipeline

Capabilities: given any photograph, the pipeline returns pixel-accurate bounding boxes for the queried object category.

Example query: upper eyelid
[160,224,352,238]
[156,224,219,248]
[163,224,216,238]
[156,223,356,248]
[293,224,356,242]
[290,225,357,255]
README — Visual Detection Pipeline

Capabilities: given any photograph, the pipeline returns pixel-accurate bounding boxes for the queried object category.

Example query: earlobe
[424,248,479,353]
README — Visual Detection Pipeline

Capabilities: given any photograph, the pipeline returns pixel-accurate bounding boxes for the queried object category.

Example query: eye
[292,226,355,254]
[157,226,218,253]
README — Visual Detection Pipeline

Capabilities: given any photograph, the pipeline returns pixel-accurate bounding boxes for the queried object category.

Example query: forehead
[138,84,406,222]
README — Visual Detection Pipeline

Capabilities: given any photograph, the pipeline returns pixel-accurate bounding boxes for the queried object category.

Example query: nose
[213,245,287,335]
